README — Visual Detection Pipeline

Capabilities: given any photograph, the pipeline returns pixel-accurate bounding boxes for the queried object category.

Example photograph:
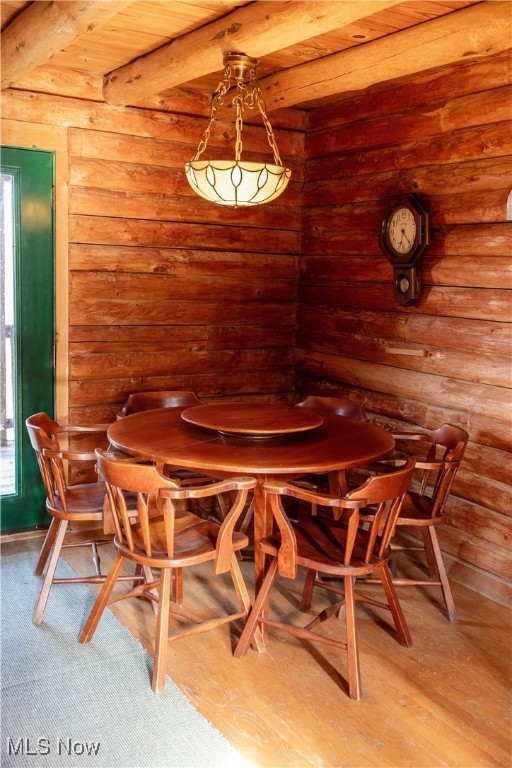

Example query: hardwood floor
[3,528,511,768]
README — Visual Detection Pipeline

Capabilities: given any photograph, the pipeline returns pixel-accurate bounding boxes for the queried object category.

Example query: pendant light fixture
[185,52,291,208]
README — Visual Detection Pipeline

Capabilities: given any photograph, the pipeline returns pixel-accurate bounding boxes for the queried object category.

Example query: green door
[1,146,54,532]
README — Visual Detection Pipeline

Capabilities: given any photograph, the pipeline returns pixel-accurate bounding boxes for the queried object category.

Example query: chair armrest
[392,431,427,441]
[43,448,98,462]
[262,479,365,511]
[56,423,109,434]
[159,476,256,500]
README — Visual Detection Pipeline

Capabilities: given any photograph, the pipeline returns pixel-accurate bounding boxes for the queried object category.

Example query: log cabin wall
[2,89,304,425]
[298,53,512,606]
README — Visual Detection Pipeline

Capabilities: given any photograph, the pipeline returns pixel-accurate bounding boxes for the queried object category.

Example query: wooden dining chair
[116,390,203,419]
[234,458,415,700]
[116,389,227,519]
[26,413,144,624]
[295,395,367,498]
[79,450,260,693]
[383,423,469,622]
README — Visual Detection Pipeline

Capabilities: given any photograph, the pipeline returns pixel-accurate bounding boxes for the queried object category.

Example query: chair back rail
[296,395,365,420]
[117,391,203,419]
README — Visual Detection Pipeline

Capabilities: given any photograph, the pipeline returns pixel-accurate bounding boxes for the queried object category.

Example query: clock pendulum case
[379,195,430,305]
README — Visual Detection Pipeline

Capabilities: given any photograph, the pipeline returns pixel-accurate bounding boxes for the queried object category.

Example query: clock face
[386,207,417,256]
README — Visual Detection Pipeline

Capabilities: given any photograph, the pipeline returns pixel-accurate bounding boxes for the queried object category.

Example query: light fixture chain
[233,79,250,163]
[255,85,283,167]
[192,75,231,161]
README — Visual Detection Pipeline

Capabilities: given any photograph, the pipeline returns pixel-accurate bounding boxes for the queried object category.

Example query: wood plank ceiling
[3,0,509,114]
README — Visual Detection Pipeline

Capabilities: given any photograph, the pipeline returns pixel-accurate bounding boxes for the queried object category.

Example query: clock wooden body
[379,195,430,305]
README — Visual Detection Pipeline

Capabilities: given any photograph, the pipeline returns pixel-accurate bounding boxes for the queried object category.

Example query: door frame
[1,122,69,531]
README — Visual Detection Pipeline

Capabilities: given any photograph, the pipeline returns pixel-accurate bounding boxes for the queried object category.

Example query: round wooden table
[107,404,395,621]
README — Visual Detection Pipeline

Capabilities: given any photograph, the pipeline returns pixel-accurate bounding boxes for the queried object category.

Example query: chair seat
[117,513,250,567]
[47,482,107,520]
[261,517,388,575]
[398,492,445,526]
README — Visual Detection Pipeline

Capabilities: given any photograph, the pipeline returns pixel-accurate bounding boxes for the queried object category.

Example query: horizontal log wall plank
[453,444,511,486]
[70,298,295,326]
[69,244,298,279]
[299,282,510,322]
[69,324,295,348]
[70,214,299,254]
[296,331,509,388]
[306,86,511,158]
[70,347,293,380]
[303,157,512,206]
[305,191,510,230]
[437,526,510,583]
[445,556,510,607]
[298,305,510,355]
[306,122,511,182]
[301,253,511,286]
[451,475,511,522]
[68,127,305,173]
[71,272,296,302]
[69,187,302,230]
[304,223,512,258]
[301,54,511,603]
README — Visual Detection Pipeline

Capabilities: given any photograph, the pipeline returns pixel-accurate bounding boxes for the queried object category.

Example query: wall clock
[379,195,430,305]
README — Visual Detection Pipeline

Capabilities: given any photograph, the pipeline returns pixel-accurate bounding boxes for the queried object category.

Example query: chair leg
[152,567,172,693]
[172,567,183,606]
[137,565,159,614]
[379,563,412,647]
[238,499,254,536]
[79,554,125,643]
[300,568,316,612]
[33,520,68,625]
[234,557,279,659]
[34,517,59,575]
[229,555,252,614]
[343,575,361,700]
[229,555,265,653]
[426,526,458,623]
[421,528,439,579]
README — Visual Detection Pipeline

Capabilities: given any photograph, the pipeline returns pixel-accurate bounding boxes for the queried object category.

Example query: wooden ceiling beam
[258,2,512,110]
[103,0,404,106]
[1,0,134,90]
